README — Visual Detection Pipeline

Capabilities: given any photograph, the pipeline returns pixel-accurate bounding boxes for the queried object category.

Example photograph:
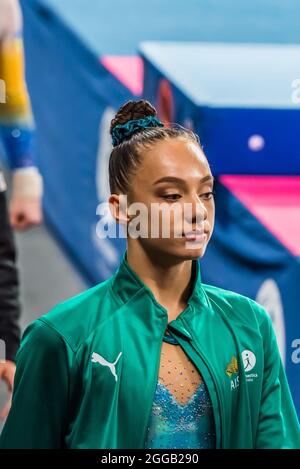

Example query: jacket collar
[111,249,207,314]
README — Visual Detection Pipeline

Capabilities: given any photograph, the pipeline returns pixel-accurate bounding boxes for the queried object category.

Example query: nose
[184,194,208,227]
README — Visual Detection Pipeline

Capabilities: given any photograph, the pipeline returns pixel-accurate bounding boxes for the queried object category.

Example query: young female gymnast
[1,100,299,449]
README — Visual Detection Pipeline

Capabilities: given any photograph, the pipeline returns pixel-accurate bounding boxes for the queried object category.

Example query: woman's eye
[161,194,181,201]
[200,191,215,201]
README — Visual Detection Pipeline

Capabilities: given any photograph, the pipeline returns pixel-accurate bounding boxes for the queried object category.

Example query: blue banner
[21,0,131,284]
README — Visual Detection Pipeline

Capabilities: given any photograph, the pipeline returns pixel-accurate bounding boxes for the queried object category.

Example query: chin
[172,243,207,261]
[184,248,206,260]
[143,239,207,263]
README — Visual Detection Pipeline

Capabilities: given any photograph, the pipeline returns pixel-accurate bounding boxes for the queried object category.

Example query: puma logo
[91,351,122,382]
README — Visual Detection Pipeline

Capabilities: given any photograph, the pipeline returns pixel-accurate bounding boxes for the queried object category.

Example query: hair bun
[110,100,157,135]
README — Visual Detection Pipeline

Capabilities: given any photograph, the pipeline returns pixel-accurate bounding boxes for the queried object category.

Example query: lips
[183,229,207,240]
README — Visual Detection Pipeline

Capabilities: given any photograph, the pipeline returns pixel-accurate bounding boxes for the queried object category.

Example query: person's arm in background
[0,186,21,420]
[0,319,72,448]
[0,0,42,420]
[0,0,43,231]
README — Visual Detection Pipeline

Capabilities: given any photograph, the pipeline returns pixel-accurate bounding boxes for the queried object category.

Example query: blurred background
[0,0,300,426]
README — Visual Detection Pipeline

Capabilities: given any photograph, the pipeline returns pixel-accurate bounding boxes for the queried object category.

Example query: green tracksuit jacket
[0,250,299,449]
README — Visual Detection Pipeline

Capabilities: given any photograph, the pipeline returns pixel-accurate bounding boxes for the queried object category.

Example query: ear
[108,194,130,225]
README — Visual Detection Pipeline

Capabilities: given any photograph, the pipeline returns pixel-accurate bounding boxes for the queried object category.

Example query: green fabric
[0,250,299,448]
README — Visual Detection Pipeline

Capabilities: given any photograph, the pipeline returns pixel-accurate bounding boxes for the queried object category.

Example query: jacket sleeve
[253,302,300,449]
[0,319,73,448]
[0,190,21,362]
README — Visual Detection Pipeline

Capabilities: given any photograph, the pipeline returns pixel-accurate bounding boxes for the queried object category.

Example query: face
[111,137,215,262]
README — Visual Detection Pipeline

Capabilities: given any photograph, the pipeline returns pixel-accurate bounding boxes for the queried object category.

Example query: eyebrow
[153,175,214,186]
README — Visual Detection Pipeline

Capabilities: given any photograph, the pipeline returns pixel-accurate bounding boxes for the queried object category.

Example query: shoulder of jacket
[202,283,271,331]
[16,317,71,360]
[31,277,115,351]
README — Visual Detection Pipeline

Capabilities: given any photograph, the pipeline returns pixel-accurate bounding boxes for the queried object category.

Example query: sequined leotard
[144,328,216,449]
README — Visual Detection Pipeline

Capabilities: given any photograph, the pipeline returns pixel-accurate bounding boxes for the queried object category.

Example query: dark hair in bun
[110,100,156,134]
[109,99,203,194]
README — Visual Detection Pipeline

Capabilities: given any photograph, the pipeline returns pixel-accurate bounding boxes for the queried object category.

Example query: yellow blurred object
[0,35,33,121]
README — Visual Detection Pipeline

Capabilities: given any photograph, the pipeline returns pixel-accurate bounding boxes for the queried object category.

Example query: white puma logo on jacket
[91,351,122,382]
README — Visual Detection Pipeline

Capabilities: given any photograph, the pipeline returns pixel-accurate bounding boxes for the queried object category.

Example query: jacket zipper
[142,320,167,448]
[181,316,226,449]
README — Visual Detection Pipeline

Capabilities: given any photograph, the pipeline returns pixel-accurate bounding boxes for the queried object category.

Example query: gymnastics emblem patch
[242,350,256,372]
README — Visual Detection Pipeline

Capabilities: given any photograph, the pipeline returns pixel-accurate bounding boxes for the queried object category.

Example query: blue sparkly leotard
[144,330,216,449]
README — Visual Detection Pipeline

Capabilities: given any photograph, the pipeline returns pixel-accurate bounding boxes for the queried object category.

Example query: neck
[126,241,194,321]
